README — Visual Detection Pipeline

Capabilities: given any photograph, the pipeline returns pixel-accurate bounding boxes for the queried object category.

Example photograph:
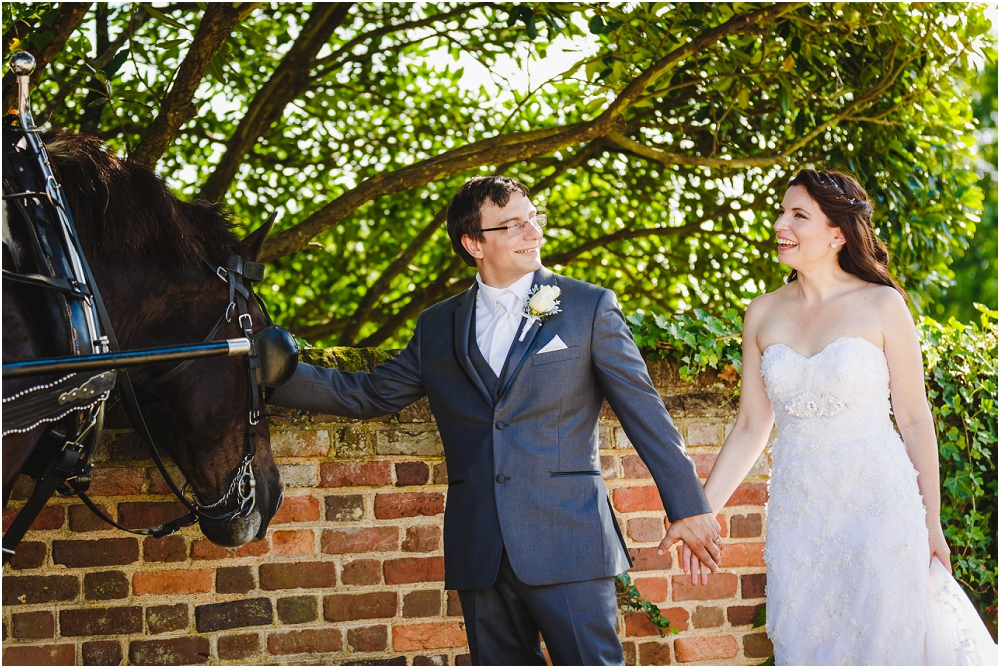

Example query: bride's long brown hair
[786,169,907,302]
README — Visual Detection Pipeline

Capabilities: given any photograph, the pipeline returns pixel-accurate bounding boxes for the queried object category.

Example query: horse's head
[36,132,286,546]
[128,220,286,547]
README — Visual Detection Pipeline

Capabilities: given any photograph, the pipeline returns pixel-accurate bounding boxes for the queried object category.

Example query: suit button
[495,474,507,484]
[495,420,505,430]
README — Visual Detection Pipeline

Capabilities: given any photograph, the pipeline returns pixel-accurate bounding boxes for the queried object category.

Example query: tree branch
[2,3,92,114]
[130,2,260,168]
[608,39,915,175]
[606,131,794,169]
[312,4,488,76]
[259,2,805,262]
[290,314,350,343]
[356,257,469,347]
[338,206,447,344]
[545,222,704,267]
[41,5,149,122]
[595,3,806,123]
[198,2,354,201]
[336,138,601,343]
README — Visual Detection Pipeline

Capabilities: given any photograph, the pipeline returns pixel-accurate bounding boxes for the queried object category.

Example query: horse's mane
[43,131,238,265]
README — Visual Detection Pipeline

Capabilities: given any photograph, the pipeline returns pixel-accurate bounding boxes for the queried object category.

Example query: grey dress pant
[458,551,624,666]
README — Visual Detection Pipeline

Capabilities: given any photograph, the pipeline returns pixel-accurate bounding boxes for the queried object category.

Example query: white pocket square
[536,335,568,354]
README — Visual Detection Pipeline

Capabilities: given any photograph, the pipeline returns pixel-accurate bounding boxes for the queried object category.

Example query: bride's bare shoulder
[744,288,789,340]
[862,284,910,319]
[864,283,907,304]
[863,284,915,339]
[747,285,793,318]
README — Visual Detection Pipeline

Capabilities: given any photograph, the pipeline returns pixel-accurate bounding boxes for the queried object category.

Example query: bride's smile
[772,185,845,269]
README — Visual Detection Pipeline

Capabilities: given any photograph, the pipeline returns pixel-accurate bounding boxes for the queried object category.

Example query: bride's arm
[702,299,776,514]
[669,299,775,584]
[880,288,951,572]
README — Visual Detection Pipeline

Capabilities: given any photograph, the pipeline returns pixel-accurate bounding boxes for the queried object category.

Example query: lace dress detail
[761,337,997,665]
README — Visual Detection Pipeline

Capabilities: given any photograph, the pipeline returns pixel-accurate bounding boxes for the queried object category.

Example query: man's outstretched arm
[269,315,426,419]
[589,289,721,578]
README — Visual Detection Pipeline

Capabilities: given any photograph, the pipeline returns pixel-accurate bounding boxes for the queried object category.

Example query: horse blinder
[253,325,299,387]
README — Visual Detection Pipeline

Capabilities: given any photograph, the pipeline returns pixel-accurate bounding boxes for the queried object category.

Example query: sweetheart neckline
[762,335,883,361]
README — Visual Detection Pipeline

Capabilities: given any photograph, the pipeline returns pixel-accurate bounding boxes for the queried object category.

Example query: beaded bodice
[761,336,892,428]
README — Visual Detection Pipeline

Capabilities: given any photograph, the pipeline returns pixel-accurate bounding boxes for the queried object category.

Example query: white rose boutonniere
[519,284,562,340]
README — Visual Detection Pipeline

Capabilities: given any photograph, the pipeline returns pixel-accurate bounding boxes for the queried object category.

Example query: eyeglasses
[481,214,547,236]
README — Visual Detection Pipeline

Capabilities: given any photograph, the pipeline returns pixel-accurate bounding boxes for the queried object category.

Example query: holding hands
[658,512,723,585]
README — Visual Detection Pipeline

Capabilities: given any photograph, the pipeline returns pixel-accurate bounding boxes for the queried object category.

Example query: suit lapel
[496,268,556,400]
[453,284,495,407]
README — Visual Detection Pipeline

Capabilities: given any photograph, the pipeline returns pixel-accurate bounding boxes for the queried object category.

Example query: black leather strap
[225,253,265,283]
[2,268,91,295]
[2,446,80,565]
[75,489,195,538]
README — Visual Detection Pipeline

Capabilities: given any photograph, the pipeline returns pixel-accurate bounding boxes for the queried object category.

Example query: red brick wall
[2,361,770,666]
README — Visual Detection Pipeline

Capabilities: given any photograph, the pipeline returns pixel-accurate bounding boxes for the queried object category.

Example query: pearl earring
[830,242,839,249]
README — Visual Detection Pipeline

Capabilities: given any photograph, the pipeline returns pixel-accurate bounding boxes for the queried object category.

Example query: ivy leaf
[28,31,54,50]
[40,8,60,27]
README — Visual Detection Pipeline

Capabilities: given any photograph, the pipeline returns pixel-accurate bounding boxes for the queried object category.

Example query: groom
[270,176,721,665]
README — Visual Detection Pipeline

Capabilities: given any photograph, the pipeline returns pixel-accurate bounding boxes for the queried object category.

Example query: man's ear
[461,234,485,261]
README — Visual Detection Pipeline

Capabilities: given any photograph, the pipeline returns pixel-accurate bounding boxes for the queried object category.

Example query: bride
[665,169,996,665]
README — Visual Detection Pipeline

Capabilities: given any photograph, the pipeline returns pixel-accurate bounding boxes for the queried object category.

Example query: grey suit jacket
[270,268,711,590]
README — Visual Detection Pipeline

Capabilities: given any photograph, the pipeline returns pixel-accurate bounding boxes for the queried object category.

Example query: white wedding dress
[761,336,997,665]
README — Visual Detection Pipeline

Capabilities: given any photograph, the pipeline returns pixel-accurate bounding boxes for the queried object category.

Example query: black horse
[3,131,283,547]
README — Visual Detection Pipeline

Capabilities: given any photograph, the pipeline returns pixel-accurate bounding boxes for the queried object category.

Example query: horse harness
[1,61,295,563]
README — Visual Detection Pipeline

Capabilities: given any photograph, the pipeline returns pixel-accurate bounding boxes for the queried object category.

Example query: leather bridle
[2,86,288,560]
[74,249,273,535]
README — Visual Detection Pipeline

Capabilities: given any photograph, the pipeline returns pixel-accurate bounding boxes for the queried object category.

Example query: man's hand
[658,512,722,586]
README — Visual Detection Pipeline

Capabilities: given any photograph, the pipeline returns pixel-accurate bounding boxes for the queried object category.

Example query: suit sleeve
[268,315,425,419]
[591,289,712,521]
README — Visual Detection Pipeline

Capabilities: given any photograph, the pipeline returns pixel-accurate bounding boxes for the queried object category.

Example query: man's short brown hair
[446,176,530,267]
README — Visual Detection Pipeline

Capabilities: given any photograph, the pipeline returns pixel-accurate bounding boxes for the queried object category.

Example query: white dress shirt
[475,272,535,376]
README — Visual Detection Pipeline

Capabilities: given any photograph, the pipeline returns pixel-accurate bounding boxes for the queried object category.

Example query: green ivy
[627,308,743,382]
[627,306,1000,622]
[920,305,998,620]
[615,573,678,637]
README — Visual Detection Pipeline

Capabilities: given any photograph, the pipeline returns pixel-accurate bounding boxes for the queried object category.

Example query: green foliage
[936,62,999,323]
[628,308,742,382]
[629,306,1000,620]
[920,305,999,619]
[615,572,678,637]
[752,607,774,663]
[2,3,992,348]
